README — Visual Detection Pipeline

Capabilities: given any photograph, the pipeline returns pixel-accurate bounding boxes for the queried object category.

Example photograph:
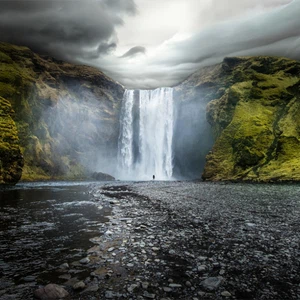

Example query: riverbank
[1,181,300,299]
[68,181,300,300]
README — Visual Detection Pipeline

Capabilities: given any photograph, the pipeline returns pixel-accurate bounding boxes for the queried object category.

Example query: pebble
[201,277,223,291]
[197,265,207,272]
[142,282,149,289]
[169,283,182,288]
[84,285,99,292]
[73,281,86,290]
[23,276,36,282]
[79,257,90,264]
[143,291,156,299]
[105,290,114,298]
[186,281,192,287]
[221,291,232,297]
[59,263,69,269]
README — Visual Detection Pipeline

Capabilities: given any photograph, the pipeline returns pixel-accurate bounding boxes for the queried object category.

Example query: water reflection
[0,182,110,284]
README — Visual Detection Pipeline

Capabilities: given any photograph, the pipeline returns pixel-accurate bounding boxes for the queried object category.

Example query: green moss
[0,51,12,63]
[201,56,300,182]
[0,96,23,184]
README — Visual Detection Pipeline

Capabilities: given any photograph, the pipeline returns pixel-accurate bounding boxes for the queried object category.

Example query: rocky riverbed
[2,181,300,299]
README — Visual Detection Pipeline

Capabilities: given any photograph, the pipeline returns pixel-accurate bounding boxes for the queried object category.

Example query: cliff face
[0,96,23,184]
[0,42,124,184]
[179,56,300,182]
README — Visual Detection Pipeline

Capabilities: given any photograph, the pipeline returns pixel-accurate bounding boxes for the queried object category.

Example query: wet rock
[143,291,156,299]
[79,257,90,264]
[58,274,71,280]
[59,263,69,269]
[91,172,115,181]
[169,283,182,288]
[34,284,69,299]
[201,277,223,291]
[221,291,232,297]
[83,285,99,292]
[23,275,36,282]
[73,281,86,290]
[105,290,114,298]
[197,265,207,272]
[127,284,138,293]
[186,281,192,287]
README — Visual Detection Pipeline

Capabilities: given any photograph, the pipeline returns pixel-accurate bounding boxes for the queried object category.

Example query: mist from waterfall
[118,88,174,180]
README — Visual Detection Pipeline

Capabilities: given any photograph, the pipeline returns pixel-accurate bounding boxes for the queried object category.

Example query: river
[0,182,111,298]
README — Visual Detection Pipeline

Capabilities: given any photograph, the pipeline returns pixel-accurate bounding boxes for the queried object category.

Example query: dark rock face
[91,172,115,181]
[0,42,124,183]
[0,96,23,184]
[177,56,300,182]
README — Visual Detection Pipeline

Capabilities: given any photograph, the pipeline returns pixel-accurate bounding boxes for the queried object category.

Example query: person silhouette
[153,175,155,180]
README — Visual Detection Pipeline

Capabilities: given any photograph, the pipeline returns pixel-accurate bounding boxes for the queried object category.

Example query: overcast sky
[0,0,299,88]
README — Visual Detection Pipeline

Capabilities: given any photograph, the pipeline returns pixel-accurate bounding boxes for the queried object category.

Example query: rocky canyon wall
[0,42,124,184]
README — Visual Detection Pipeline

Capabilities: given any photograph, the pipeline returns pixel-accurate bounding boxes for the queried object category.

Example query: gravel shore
[64,181,300,300]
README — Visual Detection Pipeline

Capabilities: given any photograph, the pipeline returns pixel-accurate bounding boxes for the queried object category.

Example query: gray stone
[169,283,182,288]
[84,285,99,292]
[105,290,114,298]
[23,276,36,282]
[143,291,156,299]
[58,274,71,280]
[73,281,86,290]
[127,284,138,293]
[34,284,69,299]
[59,263,69,269]
[221,291,232,297]
[201,277,223,291]
[198,265,207,272]
[79,257,90,264]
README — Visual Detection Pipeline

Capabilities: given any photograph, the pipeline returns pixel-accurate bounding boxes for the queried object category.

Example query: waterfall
[118,87,174,180]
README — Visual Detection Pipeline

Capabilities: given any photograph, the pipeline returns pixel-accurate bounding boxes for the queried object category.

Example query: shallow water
[0,182,111,285]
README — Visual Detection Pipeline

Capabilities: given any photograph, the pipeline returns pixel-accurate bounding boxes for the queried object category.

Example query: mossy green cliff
[0,42,124,184]
[0,96,23,184]
[178,56,300,182]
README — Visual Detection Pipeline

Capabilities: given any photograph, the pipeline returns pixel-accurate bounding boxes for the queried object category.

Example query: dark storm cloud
[120,46,146,58]
[0,0,136,60]
[154,0,300,67]
[111,0,300,88]
[102,0,137,15]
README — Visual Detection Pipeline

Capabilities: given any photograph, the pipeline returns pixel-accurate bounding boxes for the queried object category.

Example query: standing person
[153,175,155,180]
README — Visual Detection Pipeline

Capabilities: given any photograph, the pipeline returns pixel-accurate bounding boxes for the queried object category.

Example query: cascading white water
[117,89,135,176]
[118,87,174,180]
